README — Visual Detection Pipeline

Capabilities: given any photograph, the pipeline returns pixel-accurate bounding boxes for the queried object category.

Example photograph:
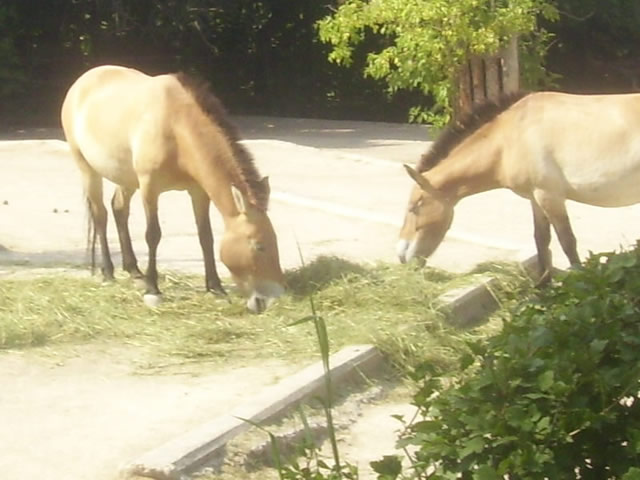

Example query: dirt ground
[0,344,297,480]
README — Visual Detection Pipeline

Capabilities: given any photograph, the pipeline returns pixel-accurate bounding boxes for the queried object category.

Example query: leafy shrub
[380,244,640,479]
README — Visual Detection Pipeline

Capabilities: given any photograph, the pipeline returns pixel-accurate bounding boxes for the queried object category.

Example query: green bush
[381,244,640,479]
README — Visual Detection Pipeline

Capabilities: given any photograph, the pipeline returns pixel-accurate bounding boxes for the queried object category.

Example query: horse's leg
[87,175,115,280]
[551,215,580,266]
[139,178,162,301]
[111,186,143,279]
[70,146,114,280]
[533,191,581,268]
[189,186,226,295]
[531,199,553,285]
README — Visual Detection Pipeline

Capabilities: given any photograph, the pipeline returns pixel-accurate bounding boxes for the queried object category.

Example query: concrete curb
[437,252,547,327]
[438,276,499,327]
[123,345,384,480]
[124,252,544,480]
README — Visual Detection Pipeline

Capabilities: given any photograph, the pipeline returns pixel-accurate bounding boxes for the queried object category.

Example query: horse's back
[61,65,183,189]
[61,65,151,144]
[506,91,640,206]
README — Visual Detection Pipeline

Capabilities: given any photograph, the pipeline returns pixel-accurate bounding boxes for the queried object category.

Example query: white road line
[271,190,401,226]
[241,138,417,168]
[271,190,524,252]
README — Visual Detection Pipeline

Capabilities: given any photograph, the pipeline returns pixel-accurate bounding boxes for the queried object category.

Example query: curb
[438,276,499,327]
[123,345,384,480]
[437,252,541,327]
[124,253,543,479]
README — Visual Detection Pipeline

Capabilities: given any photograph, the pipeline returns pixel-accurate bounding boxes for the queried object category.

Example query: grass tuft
[0,256,531,372]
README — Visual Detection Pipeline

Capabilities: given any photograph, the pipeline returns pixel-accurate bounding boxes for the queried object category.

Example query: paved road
[1,118,433,276]
[3,116,639,277]
[2,117,640,480]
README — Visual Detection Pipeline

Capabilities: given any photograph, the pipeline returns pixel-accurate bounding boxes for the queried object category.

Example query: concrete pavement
[3,117,639,279]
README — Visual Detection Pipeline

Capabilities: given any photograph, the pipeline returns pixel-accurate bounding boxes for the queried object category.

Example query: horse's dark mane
[417,91,530,172]
[173,72,269,210]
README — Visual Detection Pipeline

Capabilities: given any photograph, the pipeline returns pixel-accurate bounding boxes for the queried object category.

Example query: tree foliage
[553,0,640,56]
[1,0,419,125]
[0,4,25,97]
[318,0,559,123]
[374,244,640,479]
[545,0,640,92]
[1,1,640,126]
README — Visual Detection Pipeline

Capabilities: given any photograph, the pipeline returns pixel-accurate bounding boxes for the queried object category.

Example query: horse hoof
[143,293,163,308]
[208,286,227,297]
[101,274,115,284]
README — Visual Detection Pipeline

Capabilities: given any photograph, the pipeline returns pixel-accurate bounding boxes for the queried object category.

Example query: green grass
[0,256,532,372]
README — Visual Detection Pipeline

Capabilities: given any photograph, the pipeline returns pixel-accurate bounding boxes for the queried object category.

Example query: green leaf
[287,315,318,327]
[460,436,485,458]
[537,370,554,391]
[460,351,475,370]
[589,338,608,354]
[536,416,551,433]
[473,465,501,480]
[370,455,402,478]
[623,467,640,480]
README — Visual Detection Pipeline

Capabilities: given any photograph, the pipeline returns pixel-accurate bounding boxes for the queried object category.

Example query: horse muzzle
[397,239,411,264]
[397,239,427,267]
[246,281,285,313]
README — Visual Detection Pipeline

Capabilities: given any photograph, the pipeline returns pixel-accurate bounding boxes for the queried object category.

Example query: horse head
[397,164,454,264]
[220,183,285,313]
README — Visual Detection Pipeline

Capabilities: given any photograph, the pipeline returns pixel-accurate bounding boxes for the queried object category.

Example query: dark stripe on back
[417,91,529,172]
[173,72,269,210]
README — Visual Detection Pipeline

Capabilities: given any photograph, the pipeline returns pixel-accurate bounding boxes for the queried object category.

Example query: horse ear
[231,184,247,214]
[403,164,437,194]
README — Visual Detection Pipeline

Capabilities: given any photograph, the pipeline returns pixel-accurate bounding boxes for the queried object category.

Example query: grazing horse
[61,65,285,312]
[397,91,640,282]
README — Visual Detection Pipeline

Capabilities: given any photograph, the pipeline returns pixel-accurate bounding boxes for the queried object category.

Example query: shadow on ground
[0,246,87,273]
[284,255,370,298]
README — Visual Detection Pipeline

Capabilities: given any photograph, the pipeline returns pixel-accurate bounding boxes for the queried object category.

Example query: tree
[545,0,640,92]
[3,0,415,125]
[317,0,559,124]
[0,4,25,98]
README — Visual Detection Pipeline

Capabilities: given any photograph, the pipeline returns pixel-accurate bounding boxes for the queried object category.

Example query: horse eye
[254,242,265,253]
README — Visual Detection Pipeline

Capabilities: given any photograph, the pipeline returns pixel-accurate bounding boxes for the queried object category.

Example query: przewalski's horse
[61,65,285,312]
[398,91,640,283]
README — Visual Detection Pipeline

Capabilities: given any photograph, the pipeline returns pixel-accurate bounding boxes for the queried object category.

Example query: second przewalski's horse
[398,91,640,282]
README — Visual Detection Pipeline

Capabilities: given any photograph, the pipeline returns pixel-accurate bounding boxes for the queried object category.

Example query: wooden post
[470,56,486,105]
[453,36,519,121]
[485,56,501,102]
[500,36,520,94]
[454,62,473,121]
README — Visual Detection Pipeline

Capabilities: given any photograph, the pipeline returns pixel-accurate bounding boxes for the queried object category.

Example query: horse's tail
[85,197,97,275]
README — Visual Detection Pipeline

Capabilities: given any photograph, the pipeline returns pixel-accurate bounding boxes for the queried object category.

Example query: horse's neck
[177,124,241,219]
[429,132,502,202]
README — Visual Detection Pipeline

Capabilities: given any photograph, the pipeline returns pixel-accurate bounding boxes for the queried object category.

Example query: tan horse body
[398,91,640,281]
[61,65,284,312]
